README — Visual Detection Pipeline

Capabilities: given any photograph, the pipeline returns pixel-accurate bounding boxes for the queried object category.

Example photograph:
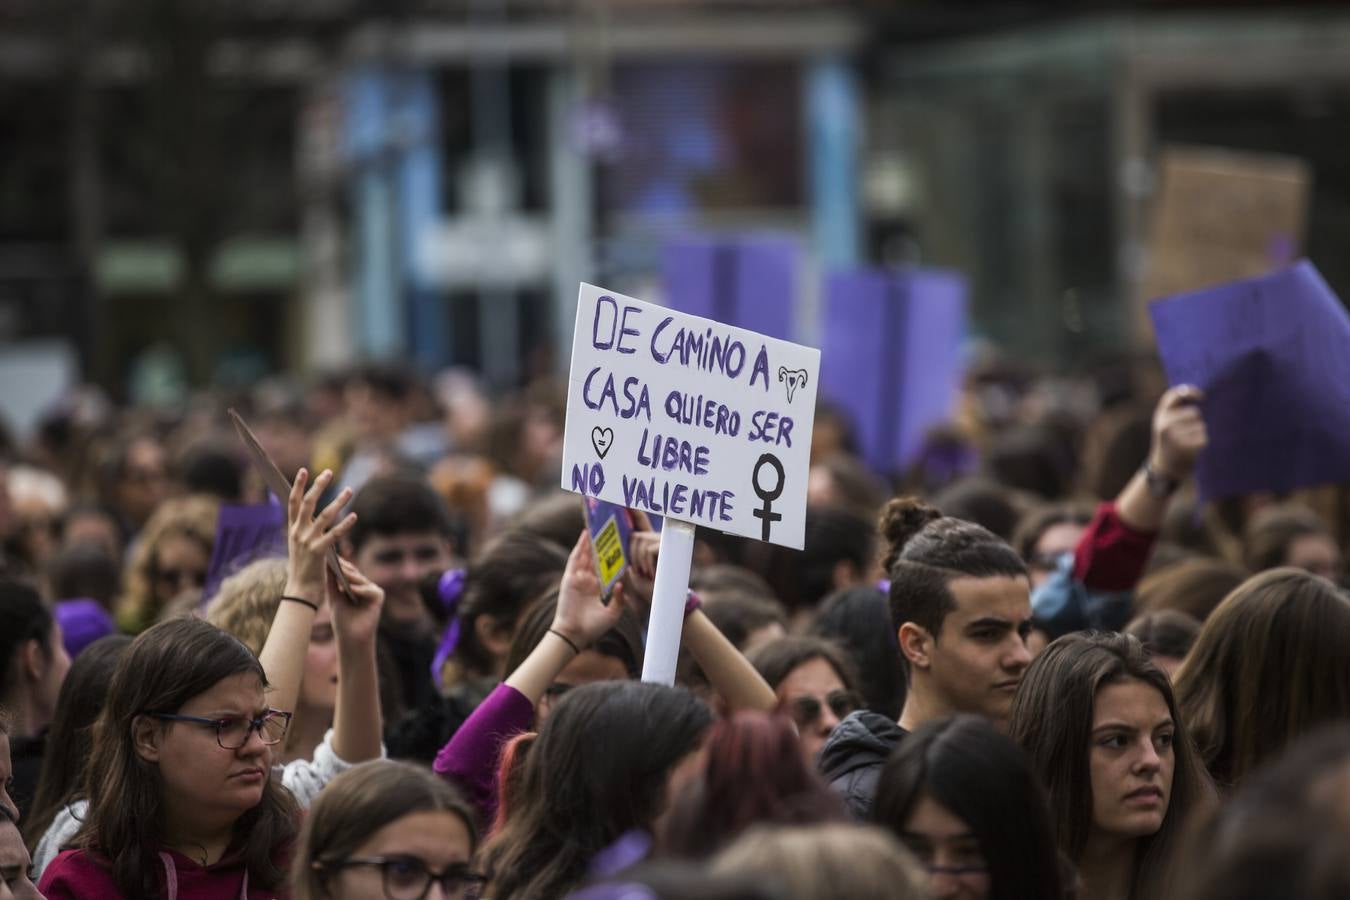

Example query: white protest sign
[561,283,820,549]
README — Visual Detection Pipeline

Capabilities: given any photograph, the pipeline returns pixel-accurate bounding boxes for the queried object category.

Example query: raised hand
[1149,385,1208,480]
[551,530,626,651]
[283,468,357,602]
[328,557,385,762]
[329,557,384,648]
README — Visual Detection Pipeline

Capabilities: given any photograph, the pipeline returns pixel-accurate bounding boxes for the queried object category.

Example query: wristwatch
[1143,462,1181,498]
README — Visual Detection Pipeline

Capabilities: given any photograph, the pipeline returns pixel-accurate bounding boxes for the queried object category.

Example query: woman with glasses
[39,468,384,898]
[293,760,481,900]
[746,636,862,765]
[37,617,300,898]
[873,715,1066,900]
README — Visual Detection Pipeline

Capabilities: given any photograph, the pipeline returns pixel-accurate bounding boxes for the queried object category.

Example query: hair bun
[879,497,942,570]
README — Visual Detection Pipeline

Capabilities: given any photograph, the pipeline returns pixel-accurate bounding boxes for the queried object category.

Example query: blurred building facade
[4,0,1350,396]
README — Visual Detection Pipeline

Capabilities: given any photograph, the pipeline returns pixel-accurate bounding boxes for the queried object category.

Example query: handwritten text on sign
[561,283,820,549]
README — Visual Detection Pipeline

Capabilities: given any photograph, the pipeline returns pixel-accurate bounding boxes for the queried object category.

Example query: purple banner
[203,503,286,602]
[820,268,968,476]
[1150,260,1350,502]
[662,234,797,342]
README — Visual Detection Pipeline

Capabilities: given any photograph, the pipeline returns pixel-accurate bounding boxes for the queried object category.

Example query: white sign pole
[640,519,697,685]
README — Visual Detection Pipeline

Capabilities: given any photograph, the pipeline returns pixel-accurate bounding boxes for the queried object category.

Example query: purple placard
[894,270,967,468]
[820,268,968,476]
[821,270,889,472]
[203,503,286,602]
[1150,260,1350,502]
[662,234,797,341]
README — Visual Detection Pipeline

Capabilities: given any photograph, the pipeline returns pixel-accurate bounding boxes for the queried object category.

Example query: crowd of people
[0,355,1348,899]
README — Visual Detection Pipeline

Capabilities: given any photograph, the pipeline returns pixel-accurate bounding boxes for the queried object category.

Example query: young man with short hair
[344,473,460,715]
[818,506,1031,819]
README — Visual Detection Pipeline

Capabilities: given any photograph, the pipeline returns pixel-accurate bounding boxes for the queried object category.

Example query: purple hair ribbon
[430,568,468,691]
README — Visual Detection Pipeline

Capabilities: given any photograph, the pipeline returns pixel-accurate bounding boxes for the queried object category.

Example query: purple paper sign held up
[1150,260,1350,503]
[202,503,286,602]
[662,234,797,341]
[820,268,968,476]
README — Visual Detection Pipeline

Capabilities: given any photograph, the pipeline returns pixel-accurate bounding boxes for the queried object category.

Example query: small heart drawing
[591,426,614,460]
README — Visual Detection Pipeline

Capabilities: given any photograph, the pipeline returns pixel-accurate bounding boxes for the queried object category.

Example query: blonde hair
[114,495,219,634]
[712,824,927,900]
[206,558,289,655]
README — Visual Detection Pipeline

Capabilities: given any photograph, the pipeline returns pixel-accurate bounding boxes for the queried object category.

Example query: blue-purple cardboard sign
[1150,260,1350,502]
[202,502,286,602]
[819,268,968,476]
[663,235,798,342]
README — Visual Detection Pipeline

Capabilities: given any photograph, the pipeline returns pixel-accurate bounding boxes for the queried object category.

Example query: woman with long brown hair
[1173,568,1350,789]
[1009,632,1212,900]
[38,617,302,898]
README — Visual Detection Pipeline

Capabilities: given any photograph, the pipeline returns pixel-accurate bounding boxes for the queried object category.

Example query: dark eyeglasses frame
[319,856,487,900]
[148,709,292,750]
[790,689,862,728]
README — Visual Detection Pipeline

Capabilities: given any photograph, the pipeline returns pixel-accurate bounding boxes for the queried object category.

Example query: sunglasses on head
[789,689,861,729]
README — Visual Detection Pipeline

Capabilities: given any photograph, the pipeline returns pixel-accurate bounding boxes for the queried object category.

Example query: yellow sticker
[594,515,627,588]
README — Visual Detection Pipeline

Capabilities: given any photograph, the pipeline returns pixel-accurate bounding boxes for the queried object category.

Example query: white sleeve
[34,801,86,879]
[276,728,385,809]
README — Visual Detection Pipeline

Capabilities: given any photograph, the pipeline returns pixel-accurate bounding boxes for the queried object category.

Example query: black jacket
[817,710,907,820]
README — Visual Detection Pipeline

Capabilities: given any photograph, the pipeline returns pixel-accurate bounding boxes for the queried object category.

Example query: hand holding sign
[231,408,353,597]
[329,557,384,646]
[553,530,627,652]
[283,468,358,607]
[1150,260,1350,501]
[1149,385,1208,481]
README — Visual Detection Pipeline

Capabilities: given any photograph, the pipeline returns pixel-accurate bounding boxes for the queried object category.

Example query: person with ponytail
[819,496,1032,819]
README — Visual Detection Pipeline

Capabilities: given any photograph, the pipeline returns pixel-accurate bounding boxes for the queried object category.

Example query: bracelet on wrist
[684,591,703,618]
[548,628,582,656]
[1142,461,1181,498]
[280,594,320,613]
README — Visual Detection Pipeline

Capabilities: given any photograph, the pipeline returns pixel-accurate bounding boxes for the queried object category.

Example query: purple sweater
[433,683,534,825]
